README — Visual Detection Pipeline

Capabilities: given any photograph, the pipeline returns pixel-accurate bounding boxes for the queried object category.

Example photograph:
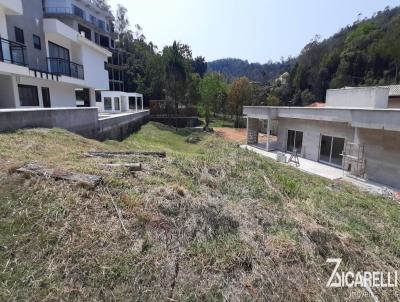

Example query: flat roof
[243,106,400,132]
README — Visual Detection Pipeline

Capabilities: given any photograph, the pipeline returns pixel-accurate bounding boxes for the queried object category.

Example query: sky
[107,0,399,64]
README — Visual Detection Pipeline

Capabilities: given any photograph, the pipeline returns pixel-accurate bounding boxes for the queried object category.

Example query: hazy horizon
[108,0,399,64]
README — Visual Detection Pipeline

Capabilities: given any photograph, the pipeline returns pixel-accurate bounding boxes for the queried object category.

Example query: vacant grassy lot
[0,123,399,301]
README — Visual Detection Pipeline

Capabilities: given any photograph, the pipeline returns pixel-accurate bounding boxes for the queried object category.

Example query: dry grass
[0,123,400,301]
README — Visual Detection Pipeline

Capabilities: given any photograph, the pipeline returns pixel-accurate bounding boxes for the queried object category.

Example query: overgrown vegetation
[0,123,400,301]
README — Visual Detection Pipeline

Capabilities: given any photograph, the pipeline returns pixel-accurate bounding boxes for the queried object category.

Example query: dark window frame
[18,84,39,107]
[104,97,112,110]
[41,87,51,108]
[33,34,41,50]
[48,41,70,60]
[15,27,24,44]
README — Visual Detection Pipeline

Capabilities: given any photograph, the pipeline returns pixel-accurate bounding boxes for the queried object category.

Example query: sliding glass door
[319,135,345,167]
[287,130,303,154]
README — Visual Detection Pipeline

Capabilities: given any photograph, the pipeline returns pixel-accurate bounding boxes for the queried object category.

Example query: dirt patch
[215,127,275,143]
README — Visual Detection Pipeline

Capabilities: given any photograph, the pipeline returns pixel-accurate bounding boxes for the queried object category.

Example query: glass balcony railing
[0,37,27,66]
[47,57,84,80]
[43,6,112,33]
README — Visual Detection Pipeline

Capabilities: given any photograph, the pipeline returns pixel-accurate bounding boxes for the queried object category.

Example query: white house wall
[277,118,355,161]
[16,76,79,108]
[0,74,17,108]
[0,7,8,38]
[357,129,400,188]
[326,87,389,109]
[80,44,108,89]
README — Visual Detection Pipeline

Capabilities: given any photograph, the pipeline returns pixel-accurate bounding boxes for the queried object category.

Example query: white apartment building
[0,0,111,109]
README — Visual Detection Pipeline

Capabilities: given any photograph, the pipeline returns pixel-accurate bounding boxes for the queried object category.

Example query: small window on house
[95,91,102,103]
[33,35,41,50]
[15,27,24,44]
[18,85,39,106]
[104,97,112,110]
[114,97,120,111]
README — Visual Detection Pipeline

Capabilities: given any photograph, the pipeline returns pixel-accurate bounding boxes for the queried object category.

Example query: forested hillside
[207,58,295,83]
[286,5,400,105]
[208,6,400,106]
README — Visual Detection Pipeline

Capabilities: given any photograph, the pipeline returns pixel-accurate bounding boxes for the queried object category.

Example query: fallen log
[85,151,166,158]
[16,163,102,188]
[101,163,142,171]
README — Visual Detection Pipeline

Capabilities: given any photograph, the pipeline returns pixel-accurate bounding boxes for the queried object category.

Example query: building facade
[0,0,111,109]
[244,86,400,189]
[42,0,128,93]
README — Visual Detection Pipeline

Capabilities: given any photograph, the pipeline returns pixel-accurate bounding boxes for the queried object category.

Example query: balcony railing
[43,6,112,33]
[0,37,27,66]
[47,57,84,80]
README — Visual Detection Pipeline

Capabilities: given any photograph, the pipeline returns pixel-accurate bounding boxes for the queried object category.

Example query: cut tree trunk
[85,151,166,158]
[101,163,142,171]
[16,163,102,188]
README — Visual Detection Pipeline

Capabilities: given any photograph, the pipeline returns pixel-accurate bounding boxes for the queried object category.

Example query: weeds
[0,123,399,301]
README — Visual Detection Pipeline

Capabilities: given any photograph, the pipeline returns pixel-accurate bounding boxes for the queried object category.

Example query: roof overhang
[243,106,400,132]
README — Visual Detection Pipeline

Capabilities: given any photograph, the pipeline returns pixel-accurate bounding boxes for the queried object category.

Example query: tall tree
[115,5,130,43]
[163,41,189,129]
[192,56,207,77]
[228,77,252,128]
[199,73,223,129]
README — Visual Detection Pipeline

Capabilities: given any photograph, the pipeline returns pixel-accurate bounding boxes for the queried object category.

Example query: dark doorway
[42,87,51,108]
[319,135,345,167]
[75,88,90,107]
[287,130,303,154]
[78,24,91,40]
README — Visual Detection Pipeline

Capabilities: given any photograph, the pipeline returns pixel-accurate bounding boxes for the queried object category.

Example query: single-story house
[96,91,144,113]
[243,85,400,189]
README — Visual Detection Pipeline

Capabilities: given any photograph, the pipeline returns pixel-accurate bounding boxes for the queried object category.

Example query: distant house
[243,85,400,189]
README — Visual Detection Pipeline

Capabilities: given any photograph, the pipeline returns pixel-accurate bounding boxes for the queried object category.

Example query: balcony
[0,37,27,66]
[47,57,84,80]
[43,6,112,34]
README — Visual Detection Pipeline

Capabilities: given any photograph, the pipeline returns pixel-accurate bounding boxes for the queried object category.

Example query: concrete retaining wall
[97,111,150,141]
[0,107,99,137]
[0,108,150,140]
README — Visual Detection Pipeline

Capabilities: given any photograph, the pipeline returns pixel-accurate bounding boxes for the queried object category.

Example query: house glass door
[319,135,345,167]
[287,130,303,154]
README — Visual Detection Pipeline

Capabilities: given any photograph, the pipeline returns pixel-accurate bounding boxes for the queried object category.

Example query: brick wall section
[247,118,259,144]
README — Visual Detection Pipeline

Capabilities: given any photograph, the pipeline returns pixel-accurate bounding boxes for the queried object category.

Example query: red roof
[307,102,325,108]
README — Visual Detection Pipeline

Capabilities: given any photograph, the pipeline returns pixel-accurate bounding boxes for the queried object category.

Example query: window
[48,42,69,60]
[97,19,105,31]
[90,15,96,24]
[129,97,136,110]
[287,130,303,154]
[73,5,85,19]
[15,27,24,44]
[33,35,41,50]
[95,33,100,45]
[104,97,112,110]
[18,85,39,106]
[95,91,102,103]
[114,97,120,111]
[319,135,345,166]
[41,87,51,108]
